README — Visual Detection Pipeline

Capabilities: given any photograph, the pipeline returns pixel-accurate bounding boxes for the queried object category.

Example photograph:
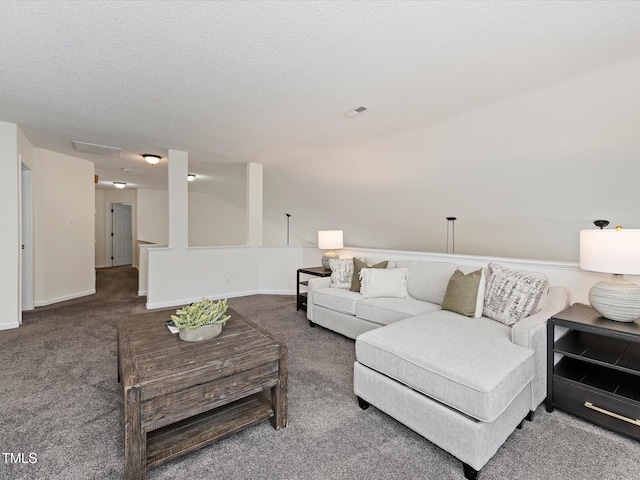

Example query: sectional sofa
[306,258,569,479]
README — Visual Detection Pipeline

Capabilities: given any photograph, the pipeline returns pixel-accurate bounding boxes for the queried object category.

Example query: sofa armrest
[306,277,332,321]
[511,286,570,348]
[511,286,570,410]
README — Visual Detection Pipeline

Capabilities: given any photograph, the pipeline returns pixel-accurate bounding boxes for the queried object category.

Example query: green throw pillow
[441,269,484,318]
[350,258,388,292]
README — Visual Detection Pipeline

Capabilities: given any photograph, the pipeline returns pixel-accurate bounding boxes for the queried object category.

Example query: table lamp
[318,230,343,270]
[580,227,640,322]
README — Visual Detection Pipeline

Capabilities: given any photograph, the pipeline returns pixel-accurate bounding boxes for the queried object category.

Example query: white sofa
[306,259,569,479]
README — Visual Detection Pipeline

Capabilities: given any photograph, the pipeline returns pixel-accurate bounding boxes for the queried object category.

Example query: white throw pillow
[329,258,353,289]
[483,263,549,325]
[360,268,411,299]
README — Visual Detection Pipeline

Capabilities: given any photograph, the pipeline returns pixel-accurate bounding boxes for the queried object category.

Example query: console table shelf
[296,267,331,311]
[547,304,640,441]
[554,357,640,402]
[554,331,640,376]
[147,393,273,468]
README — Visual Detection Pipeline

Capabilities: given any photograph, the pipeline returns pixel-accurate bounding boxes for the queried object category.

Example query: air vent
[345,106,368,118]
[72,141,122,157]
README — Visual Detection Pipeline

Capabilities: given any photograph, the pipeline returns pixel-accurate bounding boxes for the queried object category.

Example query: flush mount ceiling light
[72,140,122,157]
[345,106,368,118]
[113,182,126,189]
[187,174,196,182]
[142,154,161,165]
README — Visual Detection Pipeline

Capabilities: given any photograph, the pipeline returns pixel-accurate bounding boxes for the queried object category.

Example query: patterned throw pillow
[329,258,354,289]
[360,268,411,299]
[483,263,549,325]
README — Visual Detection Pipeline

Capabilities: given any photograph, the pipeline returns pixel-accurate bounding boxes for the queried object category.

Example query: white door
[112,203,132,266]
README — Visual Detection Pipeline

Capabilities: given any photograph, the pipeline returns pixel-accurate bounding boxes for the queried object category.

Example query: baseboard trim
[35,289,96,307]
[0,321,20,331]
[259,289,296,296]
[145,289,294,310]
[138,290,147,297]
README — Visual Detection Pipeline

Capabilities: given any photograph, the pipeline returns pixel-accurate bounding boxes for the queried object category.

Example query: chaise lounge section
[307,258,569,478]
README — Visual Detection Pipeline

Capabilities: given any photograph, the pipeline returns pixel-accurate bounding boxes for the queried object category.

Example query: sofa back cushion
[396,261,458,305]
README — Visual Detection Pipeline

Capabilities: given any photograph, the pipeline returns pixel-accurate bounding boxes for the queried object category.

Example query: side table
[296,266,331,311]
[546,303,640,440]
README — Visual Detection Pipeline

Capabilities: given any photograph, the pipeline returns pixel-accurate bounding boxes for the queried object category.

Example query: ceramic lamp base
[321,251,339,270]
[589,274,640,322]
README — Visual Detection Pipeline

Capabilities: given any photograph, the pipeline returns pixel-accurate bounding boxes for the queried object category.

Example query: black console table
[546,304,640,440]
[296,267,331,311]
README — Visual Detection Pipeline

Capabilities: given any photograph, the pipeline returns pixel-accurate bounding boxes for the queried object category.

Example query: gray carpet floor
[1,266,639,480]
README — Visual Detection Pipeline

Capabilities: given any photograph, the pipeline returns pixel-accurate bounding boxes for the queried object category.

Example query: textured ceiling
[2,1,640,255]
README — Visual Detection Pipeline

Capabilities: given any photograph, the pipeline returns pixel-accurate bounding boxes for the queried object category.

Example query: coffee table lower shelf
[146,392,273,468]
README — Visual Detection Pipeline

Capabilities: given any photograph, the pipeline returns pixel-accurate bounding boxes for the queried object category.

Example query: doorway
[111,203,132,267]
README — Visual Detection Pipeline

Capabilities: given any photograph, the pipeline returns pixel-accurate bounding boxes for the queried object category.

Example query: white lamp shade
[580,229,640,275]
[318,230,343,250]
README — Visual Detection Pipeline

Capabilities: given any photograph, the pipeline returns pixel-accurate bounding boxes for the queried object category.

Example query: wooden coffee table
[117,312,287,479]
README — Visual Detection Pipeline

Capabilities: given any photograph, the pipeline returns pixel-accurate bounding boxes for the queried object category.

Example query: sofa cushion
[483,263,549,325]
[441,269,485,318]
[351,258,388,292]
[356,298,441,325]
[313,287,361,315]
[396,261,458,304]
[355,311,535,422]
[360,268,410,299]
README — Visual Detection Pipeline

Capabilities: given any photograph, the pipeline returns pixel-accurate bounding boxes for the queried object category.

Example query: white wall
[264,58,640,262]
[143,150,620,311]
[146,242,621,311]
[263,214,307,246]
[259,245,309,293]
[138,187,249,247]
[147,245,311,308]
[33,149,95,306]
[0,122,20,329]
[146,156,271,307]
[17,127,34,170]
[149,245,305,304]
[137,188,169,244]
[188,192,246,246]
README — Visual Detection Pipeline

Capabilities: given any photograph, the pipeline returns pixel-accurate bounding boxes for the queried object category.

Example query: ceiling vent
[345,106,368,118]
[72,141,122,157]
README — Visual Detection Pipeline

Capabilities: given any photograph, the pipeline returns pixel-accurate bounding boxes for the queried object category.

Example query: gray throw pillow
[350,258,388,292]
[441,269,484,318]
